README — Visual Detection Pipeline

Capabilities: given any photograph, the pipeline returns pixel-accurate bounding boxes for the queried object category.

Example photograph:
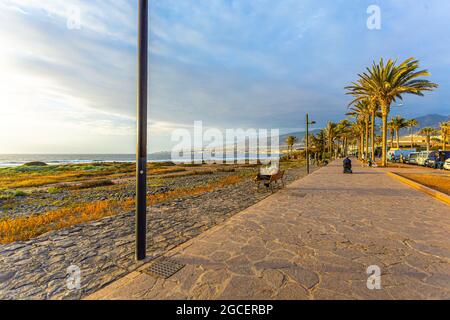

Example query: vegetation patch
[148,168,186,175]
[0,190,28,200]
[23,162,48,167]
[47,187,61,194]
[68,179,115,190]
[0,175,244,244]
[216,167,236,173]
[0,162,189,190]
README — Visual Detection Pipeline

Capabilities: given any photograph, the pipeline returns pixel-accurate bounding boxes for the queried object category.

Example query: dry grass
[0,175,244,244]
[0,163,186,190]
[67,179,115,190]
[397,173,450,196]
[148,167,186,175]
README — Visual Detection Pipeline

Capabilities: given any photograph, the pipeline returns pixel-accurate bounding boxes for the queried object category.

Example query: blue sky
[0,0,449,153]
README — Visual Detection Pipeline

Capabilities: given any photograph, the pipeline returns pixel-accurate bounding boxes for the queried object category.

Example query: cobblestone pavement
[0,166,308,300]
[88,159,450,300]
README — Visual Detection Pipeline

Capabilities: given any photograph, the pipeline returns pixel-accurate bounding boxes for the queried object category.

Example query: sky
[0,0,449,154]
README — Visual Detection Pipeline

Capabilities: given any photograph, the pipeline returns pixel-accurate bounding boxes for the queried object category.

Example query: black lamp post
[136,0,148,261]
[306,114,316,175]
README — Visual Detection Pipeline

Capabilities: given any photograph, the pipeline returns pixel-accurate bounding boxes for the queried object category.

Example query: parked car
[444,158,450,170]
[406,152,420,165]
[388,149,416,163]
[417,151,432,166]
[425,151,440,168]
[435,151,450,169]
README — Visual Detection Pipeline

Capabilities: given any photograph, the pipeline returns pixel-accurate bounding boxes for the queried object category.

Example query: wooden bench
[255,170,285,192]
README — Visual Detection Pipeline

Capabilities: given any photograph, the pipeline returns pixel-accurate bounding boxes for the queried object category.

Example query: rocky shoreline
[0,165,313,300]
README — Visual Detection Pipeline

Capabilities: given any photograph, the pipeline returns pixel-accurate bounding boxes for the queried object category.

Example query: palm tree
[431,137,441,149]
[310,129,327,161]
[406,118,418,148]
[440,121,450,151]
[375,135,382,149]
[368,103,380,161]
[285,136,297,158]
[350,119,365,160]
[346,57,438,166]
[336,119,351,156]
[325,121,337,158]
[419,127,438,152]
[346,101,371,160]
[390,115,408,148]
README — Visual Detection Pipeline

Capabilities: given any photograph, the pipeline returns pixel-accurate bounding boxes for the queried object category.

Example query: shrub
[216,167,236,173]
[150,161,176,167]
[0,190,28,199]
[23,161,48,167]
[14,191,28,197]
[69,179,115,190]
[180,163,202,167]
[47,187,60,194]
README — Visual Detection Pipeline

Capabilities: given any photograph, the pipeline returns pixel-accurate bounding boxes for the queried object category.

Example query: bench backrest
[270,170,285,182]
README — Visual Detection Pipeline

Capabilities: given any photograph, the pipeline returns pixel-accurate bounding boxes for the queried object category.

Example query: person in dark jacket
[343,157,352,173]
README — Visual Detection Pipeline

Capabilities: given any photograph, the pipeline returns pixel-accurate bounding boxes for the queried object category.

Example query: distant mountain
[400,114,449,135]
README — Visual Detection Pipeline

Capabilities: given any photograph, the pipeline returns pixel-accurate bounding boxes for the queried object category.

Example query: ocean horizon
[0,153,280,168]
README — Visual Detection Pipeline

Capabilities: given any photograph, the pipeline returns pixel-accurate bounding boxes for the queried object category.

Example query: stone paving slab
[87,160,450,300]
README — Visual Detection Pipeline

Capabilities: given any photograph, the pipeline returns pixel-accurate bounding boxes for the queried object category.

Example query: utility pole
[136,0,148,261]
[306,114,316,174]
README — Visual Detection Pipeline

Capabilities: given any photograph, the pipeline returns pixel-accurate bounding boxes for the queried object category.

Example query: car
[406,152,420,165]
[444,158,450,170]
[425,151,440,168]
[388,149,416,163]
[434,151,450,169]
[399,149,417,163]
[417,151,432,166]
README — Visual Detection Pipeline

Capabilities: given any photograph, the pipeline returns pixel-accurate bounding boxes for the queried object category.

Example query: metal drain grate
[144,257,185,279]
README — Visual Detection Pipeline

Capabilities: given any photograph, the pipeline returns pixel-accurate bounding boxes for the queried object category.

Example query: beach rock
[23,161,48,167]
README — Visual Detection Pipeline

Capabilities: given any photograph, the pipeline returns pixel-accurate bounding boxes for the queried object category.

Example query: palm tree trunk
[443,133,447,151]
[396,128,400,148]
[329,138,333,158]
[426,136,430,152]
[344,138,348,156]
[381,111,388,167]
[365,119,369,161]
[410,127,414,148]
[389,129,394,148]
[371,110,375,161]
[360,132,364,160]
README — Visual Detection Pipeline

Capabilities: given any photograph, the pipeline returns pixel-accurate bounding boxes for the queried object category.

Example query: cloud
[0,0,449,153]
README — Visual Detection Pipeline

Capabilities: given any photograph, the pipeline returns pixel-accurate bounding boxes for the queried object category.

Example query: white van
[406,152,420,165]
[417,151,432,166]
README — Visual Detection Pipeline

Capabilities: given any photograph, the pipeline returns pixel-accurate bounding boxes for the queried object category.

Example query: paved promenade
[88,160,450,300]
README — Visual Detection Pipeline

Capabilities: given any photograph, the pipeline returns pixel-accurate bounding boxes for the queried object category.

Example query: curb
[386,172,450,206]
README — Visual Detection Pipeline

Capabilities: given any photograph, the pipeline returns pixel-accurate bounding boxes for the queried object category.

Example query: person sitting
[257,163,279,187]
[343,157,352,173]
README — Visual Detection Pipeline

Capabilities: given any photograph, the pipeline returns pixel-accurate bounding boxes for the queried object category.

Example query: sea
[0,154,280,168]
[0,154,154,168]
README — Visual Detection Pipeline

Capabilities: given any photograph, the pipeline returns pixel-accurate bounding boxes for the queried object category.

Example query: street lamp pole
[136,0,148,261]
[306,114,316,175]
